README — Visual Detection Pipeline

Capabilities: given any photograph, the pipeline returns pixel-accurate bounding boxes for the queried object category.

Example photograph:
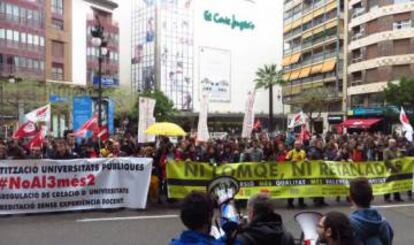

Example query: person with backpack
[235,193,295,245]
[348,178,394,245]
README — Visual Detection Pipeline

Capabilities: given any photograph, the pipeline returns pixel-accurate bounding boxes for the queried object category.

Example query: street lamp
[90,15,109,127]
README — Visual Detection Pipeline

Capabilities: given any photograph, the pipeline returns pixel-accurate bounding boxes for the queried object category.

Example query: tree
[129,89,177,122]
[384,77,414,109]
[254,64,286,132]
[290,86,337,132]
[103,87,138,122]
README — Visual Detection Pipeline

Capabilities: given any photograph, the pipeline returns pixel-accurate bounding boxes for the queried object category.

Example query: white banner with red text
[0,158,152,214]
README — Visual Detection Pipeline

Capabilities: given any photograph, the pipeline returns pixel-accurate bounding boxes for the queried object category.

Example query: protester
[169,191,227,245]
[383,138,404,202]
[286,140,307,209]
[235,193,295,245]
[349,177,394,245]
[316,211,355,245]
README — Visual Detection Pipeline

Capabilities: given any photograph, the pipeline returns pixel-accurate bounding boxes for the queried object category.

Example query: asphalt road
[1,197,414,245]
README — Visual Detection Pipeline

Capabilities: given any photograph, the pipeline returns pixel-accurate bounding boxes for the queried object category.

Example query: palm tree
[254,64,286,132]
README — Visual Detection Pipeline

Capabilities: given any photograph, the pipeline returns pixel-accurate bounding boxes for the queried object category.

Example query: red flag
[253,119,262,129]
[299,124,311,143]
[72,114,99,138]
[12,121,37,139]
[94,126,109,142]
[26,126,46,150]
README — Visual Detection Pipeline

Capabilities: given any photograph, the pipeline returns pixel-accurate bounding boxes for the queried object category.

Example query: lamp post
[90,15,109,127]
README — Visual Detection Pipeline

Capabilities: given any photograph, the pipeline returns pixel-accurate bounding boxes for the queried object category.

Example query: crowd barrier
[167,158,414,199]
[0,158,152,215]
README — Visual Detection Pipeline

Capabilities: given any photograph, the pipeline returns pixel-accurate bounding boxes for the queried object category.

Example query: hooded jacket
[169,230,227,245]
[236,212,295,245]
[350,208,393,245]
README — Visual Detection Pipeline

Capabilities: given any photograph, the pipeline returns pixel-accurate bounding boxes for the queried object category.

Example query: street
[1,197,414,245]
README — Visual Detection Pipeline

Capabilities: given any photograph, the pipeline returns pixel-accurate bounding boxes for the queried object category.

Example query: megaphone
[295,211,323,245]
[207,176,240,239]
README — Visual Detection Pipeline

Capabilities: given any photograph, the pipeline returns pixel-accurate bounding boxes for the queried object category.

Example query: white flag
[288,111,307,129]
[400,107,413,142]
[25,104,51,123]
[197,93,210,142]
[241,91,256,138]
[138,97,156,143]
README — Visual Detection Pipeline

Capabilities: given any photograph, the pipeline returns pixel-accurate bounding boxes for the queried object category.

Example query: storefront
[345,107,389,133]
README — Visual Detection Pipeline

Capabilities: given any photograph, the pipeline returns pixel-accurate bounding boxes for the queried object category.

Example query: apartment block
[282,0,345,132]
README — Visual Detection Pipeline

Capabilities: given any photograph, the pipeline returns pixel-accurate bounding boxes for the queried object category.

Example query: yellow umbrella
[145,122,187,136]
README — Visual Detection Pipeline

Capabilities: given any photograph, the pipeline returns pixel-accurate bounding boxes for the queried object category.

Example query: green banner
[167,158,414,199]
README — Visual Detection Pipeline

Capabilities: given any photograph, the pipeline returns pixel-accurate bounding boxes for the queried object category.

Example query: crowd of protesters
[1,129,414,206]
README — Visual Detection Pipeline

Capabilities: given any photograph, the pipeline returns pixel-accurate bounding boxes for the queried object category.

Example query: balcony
[351,32,364,41]
[352,7,366,18]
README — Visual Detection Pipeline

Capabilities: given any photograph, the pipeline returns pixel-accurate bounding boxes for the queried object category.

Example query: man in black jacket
[236,193,295,245]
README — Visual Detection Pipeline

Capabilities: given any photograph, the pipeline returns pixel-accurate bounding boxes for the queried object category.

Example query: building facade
[0,0,120,86]
[282,0,345,132]
[131,0,194,111]
[0,0,47,81]
[132,0,283,131]
[346,0,414,115]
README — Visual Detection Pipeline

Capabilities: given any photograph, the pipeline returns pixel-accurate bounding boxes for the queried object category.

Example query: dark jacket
[170,230,227,245]
[350,208,393,245]
[236,212,295,245]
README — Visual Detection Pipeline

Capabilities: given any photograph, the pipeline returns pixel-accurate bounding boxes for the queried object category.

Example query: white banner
[138,97,156,143]
[197,93,210,142]
[199,47,231,102]
[241,91,255,138]
[0,158,152,214]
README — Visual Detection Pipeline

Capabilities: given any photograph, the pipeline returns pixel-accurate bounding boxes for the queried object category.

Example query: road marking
[373,203,414,209]
[77,214,179,223]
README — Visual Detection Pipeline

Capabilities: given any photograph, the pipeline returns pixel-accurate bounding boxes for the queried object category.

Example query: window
[6,30,13,40]
[0,29,5,39]
[27,34,33,44]
[51,19,64,30]
[12,5,19,18]
[52,0,64,15]
[51,63,64,80]
[6,4,12,21]
[13,31,19,42]
[394,0,412,4]
[368,93,384,107]
[40,61,44,70]
[393,20,411,29]
[21,33,27,43]
[33,35,39,46]
[33,60,39,70]
[39,37,44,46]
[351,95,365,108]
[27,59,33,69]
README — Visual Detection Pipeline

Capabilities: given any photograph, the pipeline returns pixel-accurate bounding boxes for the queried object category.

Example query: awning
[282,56,291,66]
[310,63,324,74]
[289,53,301,65]
[283,73,291,80]
[289,70,300,80]
[321,60,336,73]
[340,118,382,129]
[298,67,311,78]
[326,1,337,13]
[325,19,338,30]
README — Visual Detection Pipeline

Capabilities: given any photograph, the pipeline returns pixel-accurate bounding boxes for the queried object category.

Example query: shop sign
[203,10,255,31]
